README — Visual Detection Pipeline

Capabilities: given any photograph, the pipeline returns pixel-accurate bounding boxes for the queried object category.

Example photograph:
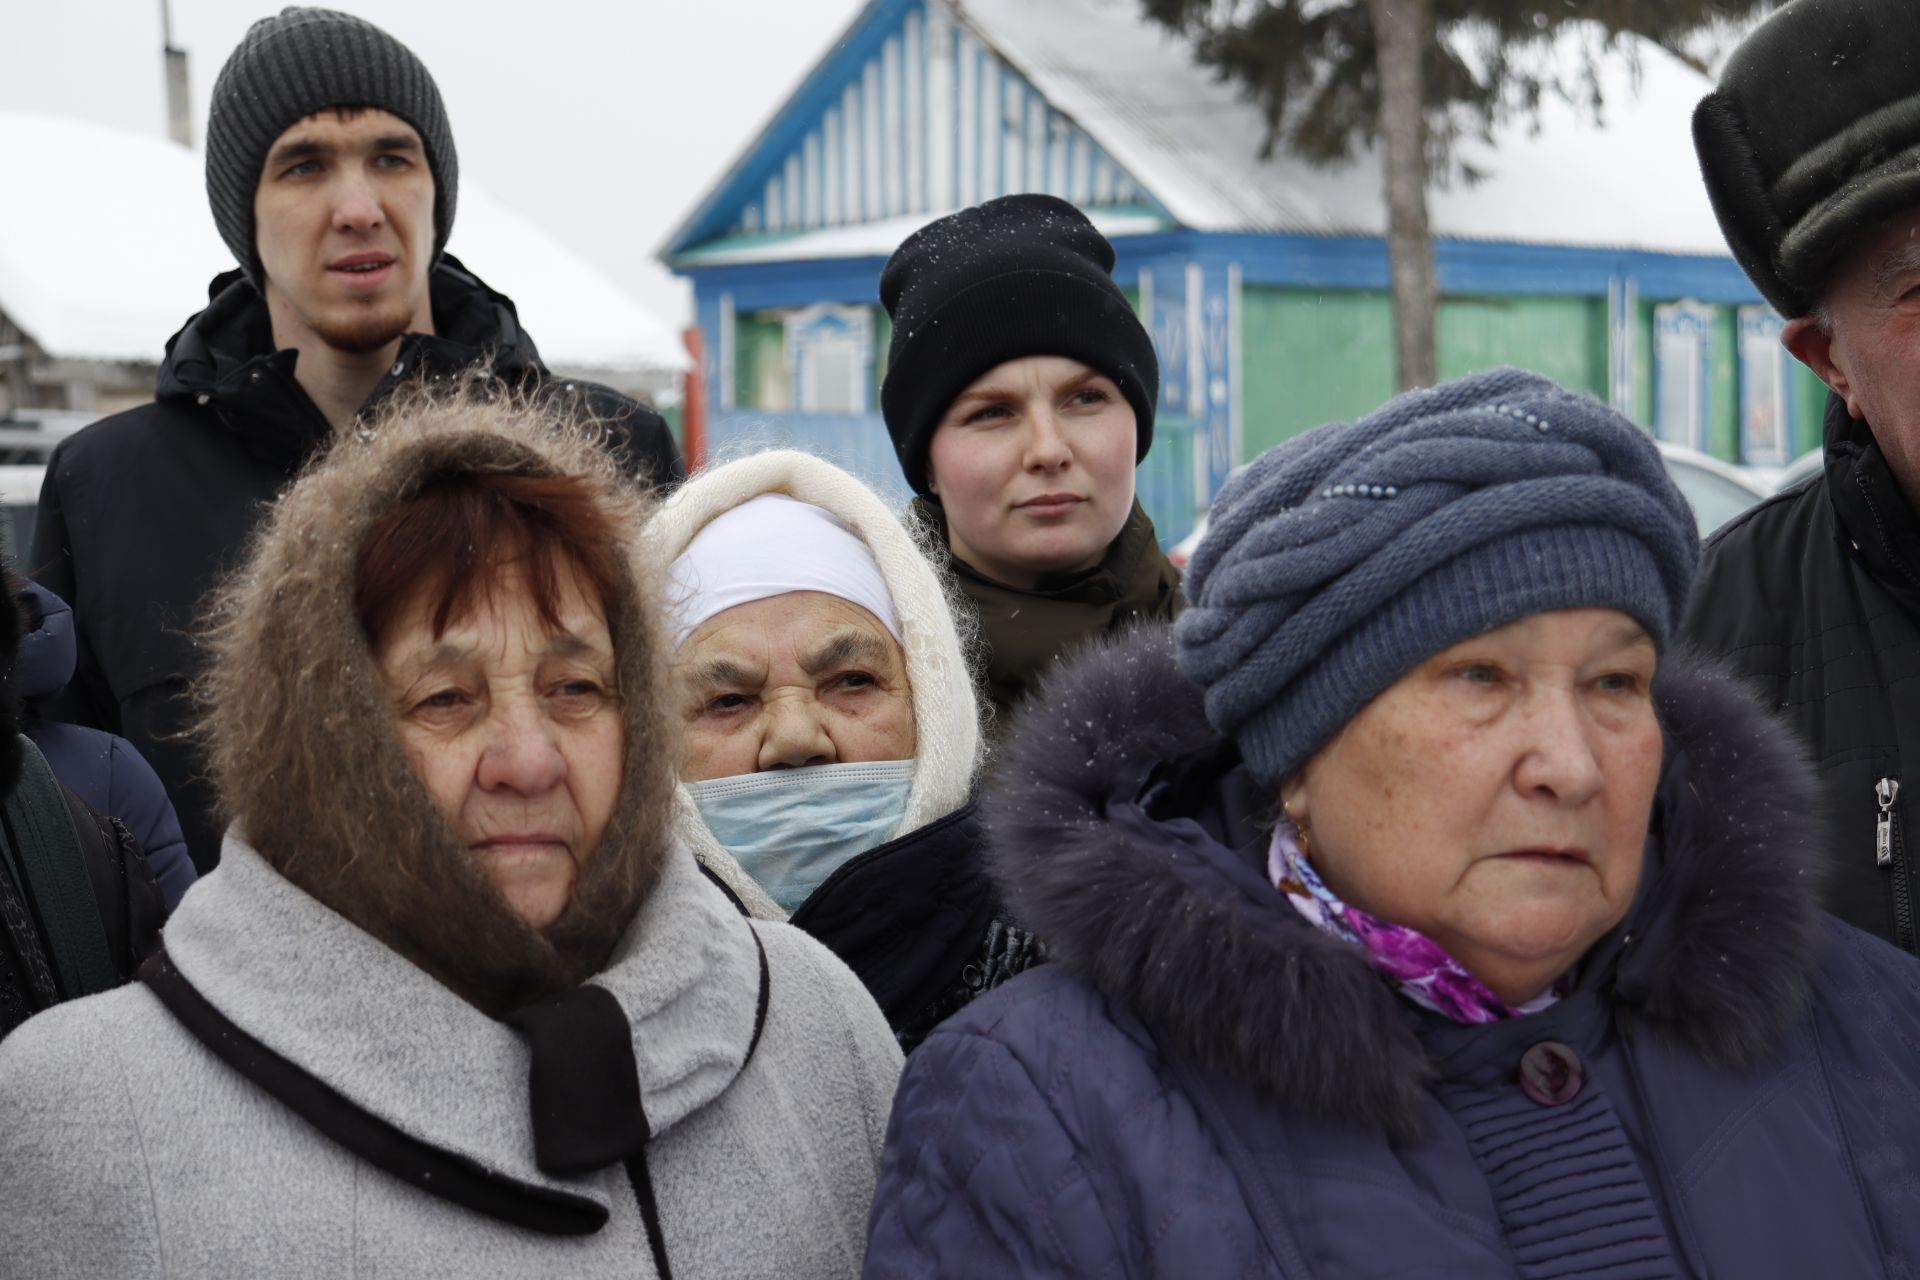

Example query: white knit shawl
[648,450,983,920]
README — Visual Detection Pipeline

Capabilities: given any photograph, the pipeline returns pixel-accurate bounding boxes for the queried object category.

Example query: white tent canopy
[0,111,687,373]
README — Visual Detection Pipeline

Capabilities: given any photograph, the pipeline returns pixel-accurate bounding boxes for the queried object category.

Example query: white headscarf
[666,493,901,648]
[648,451,983,921]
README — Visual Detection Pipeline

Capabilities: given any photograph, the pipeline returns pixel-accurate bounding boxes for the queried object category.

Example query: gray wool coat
[0,836,903,1278]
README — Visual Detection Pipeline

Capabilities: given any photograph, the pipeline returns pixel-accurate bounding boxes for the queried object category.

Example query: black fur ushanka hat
[1694,0,1920,318]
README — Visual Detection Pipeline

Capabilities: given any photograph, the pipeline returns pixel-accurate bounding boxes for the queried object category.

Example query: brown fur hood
[196,374,676,1015]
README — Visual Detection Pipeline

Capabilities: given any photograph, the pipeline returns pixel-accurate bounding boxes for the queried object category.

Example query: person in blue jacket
[865,369,1920,1278]
[15,580,194,910]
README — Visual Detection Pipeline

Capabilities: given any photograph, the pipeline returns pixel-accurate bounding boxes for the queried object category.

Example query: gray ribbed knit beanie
[1174,368,1698,787]
[205,6,458,287]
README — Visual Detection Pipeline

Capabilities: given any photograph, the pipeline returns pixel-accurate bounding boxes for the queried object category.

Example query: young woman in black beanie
[878,194,1182,736]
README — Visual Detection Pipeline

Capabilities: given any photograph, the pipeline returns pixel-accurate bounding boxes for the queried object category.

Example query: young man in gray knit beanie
[205,5,456,425]
[29,7,680,878]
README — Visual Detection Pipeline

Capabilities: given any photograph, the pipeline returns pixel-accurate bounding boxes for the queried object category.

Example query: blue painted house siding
[674,0,1155,249]
[667,0,1796,547]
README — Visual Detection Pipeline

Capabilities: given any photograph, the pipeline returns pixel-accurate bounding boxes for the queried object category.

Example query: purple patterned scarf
[1268,823,1561,1025]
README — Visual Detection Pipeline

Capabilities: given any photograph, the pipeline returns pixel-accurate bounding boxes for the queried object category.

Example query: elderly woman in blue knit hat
[862,368,1920,1279]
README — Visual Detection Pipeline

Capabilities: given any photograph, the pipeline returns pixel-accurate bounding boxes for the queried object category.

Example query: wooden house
[663,0,1815,541]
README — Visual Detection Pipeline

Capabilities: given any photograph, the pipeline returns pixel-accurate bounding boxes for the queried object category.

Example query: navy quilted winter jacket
[865,629,1920,1279]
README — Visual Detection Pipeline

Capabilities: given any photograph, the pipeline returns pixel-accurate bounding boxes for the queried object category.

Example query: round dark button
[1518,1041,1584,1107]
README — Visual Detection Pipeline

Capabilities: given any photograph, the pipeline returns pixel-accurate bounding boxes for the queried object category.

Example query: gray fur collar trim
[985,625,1825,1137]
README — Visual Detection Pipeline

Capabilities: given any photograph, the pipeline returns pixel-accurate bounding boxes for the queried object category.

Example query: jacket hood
[14,579,74,704]
[195,372,675,1016]
[648,449,983,919]
[156,253,546,403]
[988,624,1826,1139]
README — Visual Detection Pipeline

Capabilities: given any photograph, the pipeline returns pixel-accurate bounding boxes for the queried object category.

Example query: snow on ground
[0,111,686,372]
[960,0,1732,257]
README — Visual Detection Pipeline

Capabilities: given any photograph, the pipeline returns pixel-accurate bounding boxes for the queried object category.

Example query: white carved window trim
[1654,300,1715,452]
[1737,306,1791,466]
[784,304,874,416]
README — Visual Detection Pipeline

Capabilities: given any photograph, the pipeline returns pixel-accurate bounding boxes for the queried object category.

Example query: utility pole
[161,0,192,147]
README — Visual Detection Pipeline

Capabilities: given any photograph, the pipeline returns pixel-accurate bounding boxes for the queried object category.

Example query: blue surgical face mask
[685,760,916,914]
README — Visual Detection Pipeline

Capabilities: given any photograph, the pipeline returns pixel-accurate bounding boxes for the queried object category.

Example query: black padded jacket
[29,257,681,874]
[1682,391,1920,953]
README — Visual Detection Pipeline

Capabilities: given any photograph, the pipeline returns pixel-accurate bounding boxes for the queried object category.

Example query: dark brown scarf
[916,496,1183,735]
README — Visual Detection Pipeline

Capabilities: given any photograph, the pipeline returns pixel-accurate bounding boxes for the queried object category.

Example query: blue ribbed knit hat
[1174,368,1699,786]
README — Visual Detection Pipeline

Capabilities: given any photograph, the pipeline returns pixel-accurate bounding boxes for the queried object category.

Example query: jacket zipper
[1876,777,1916,954]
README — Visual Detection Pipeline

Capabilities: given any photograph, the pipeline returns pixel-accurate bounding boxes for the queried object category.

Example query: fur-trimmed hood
[648,449,982,919]
[987,624,1825,1138]
[195,373,675,1016]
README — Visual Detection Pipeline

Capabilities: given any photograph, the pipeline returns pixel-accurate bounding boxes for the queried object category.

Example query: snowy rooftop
[0,112,687,372]
[962,0,1730,255]
[675,206,1169,267]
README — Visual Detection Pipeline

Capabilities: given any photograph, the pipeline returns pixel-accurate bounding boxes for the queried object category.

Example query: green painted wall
[734,311,786,409]
[1239,288,1607,459]
[1792,359,1829,457]
[1708,306,1739,462]
[1631,303,1655,428]
[1240,289,1397,457]
[1437,295,1608,397]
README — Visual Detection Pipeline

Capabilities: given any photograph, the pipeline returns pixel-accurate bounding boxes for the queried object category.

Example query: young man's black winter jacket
[29,257,681,874]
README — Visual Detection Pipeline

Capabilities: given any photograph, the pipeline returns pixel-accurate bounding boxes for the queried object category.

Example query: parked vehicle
[1653,441,1771,535]
[1773,447,1824,492]
[0,413,93,566]
[0,465,43,566]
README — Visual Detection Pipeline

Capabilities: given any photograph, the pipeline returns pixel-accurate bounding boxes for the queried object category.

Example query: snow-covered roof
[0,112,687,372]
[664,0,1735,265]
[675,206,1168,267]
[455,190,689,374]
[962,0,1728,256]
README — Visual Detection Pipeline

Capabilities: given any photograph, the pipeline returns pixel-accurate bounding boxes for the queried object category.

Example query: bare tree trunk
[1367,0,1438,391]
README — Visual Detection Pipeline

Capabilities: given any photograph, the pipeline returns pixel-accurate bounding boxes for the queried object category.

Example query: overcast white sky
[0,0,871,331]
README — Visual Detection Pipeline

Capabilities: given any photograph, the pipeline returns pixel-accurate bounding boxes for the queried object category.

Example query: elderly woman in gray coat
[0,377,901,1279]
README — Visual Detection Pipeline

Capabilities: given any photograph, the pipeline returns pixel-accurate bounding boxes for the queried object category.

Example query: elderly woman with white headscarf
[652,450,1038,1048]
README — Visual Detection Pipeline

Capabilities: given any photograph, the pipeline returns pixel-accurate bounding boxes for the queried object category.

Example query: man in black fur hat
[1687,0,1920,956]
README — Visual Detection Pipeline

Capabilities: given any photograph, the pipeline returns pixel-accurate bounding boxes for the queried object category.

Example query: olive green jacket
[918,497,1183,737]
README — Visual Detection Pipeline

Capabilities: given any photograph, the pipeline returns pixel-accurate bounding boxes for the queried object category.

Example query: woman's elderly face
[926,355,1137,590]
[676,591,915,780]
[1283,608,1661,1005]
[376,560,625,930]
